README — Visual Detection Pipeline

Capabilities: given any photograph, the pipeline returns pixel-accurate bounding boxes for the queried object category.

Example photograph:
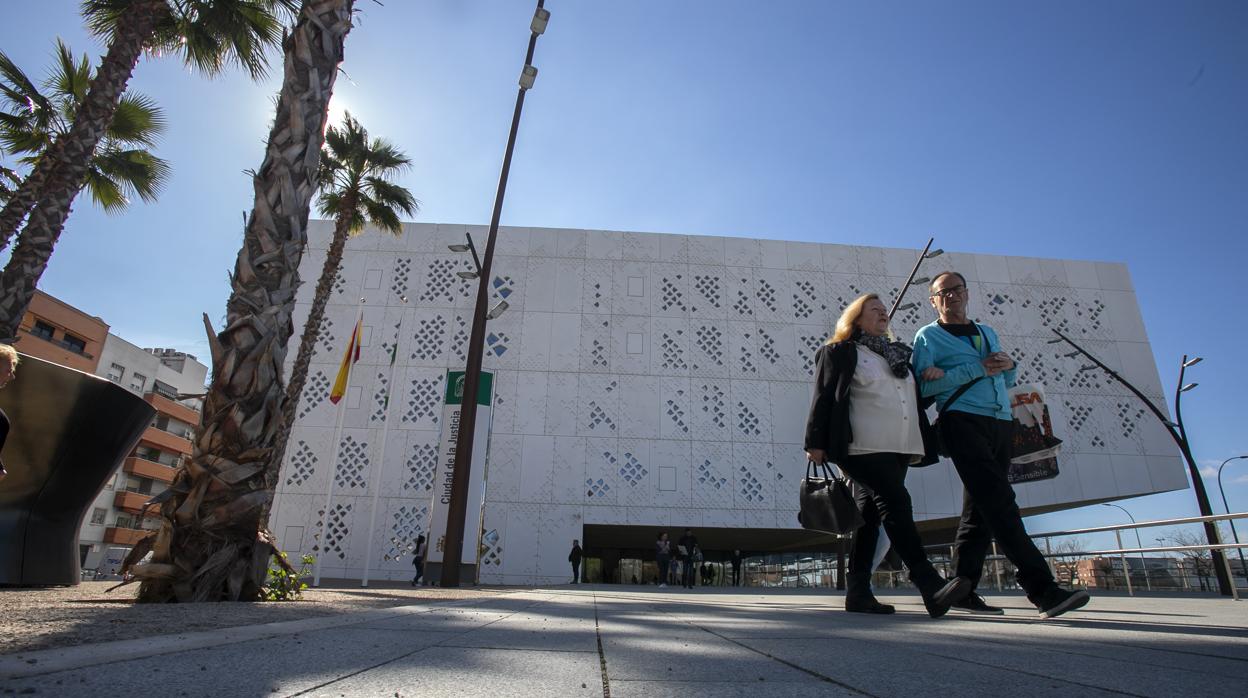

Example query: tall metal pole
[1051,330,1231,596]
[888,237,934,320]
[440,0,548,588]
[1174,355,1232,596]
[1102,503,1150,591]
[1217,455,1248,585]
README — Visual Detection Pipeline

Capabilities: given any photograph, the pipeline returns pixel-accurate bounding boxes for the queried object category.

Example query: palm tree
[0,0,294,341]
[127,0,357,603]
[268,112,418,481]
[0,40,170,255]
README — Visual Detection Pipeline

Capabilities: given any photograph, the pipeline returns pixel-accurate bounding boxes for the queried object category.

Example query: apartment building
[10,290,108,373]
[80,337,208,571]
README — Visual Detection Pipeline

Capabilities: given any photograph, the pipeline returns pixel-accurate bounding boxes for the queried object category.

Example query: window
[90,508,107,525]
[115,514,135,529]
[153,379,177,399]
[130,373,146,392]
[61,333,87,355]
[107,363,125,383]
[31,320,55,341]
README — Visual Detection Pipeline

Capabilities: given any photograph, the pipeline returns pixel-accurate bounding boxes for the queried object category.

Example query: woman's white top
[847,347,925,460]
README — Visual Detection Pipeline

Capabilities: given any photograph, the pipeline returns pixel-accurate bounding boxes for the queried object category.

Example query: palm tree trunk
[133,0,355,603]
[0,145,63,253]
[0,0,166,340]
[264,193,358,519]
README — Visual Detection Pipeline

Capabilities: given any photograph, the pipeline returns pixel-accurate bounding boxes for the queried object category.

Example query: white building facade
[270,221,1185,585]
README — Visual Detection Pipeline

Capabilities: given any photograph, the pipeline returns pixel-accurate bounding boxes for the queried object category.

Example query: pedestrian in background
[655,532,671,588]
[730,549,743,586]
[678,528,699,589]
[569,539,583,584]
[410,534,426,587]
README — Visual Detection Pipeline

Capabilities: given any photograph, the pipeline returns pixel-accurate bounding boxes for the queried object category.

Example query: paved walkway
[2,586,1245,696]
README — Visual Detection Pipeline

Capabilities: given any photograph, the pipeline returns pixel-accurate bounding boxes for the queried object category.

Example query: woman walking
[804,293,971,618]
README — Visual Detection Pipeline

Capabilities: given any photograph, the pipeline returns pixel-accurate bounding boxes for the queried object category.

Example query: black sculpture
[0,354,156,585]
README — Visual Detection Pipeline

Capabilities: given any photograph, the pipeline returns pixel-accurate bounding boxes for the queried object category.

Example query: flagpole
[360,297,408,587]
[312,295,365,588]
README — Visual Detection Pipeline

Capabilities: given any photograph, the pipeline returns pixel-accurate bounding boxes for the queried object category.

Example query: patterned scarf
[856,334,913,378]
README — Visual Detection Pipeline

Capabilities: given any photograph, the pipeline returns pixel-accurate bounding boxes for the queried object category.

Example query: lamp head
[448,244,470,253]
[924,248,945,258]
[457,271,479,280]
[1179,382,1199,393]
[1183,357,1203,368]
[487,300,510,320]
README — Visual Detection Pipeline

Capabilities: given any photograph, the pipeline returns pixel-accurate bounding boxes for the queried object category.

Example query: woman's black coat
[803,341,939,466]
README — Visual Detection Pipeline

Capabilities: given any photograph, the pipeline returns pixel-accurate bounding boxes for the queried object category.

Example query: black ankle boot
[845,573,895,614]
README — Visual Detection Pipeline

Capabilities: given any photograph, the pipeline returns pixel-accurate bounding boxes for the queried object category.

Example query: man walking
[730,549,743,586]
[913,272,1089,619]
[569,539,583,584]
[678,528,699,589]
[411,534,426,587]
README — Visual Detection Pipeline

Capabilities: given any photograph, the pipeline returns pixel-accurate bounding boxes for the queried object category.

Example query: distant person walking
[805,293,971,617]
[410,534,426,587]
[0,344,16,482]
[914,271,1089,619]
[569,539,583,584]
[678,528,699,589]
[655,532,671,588]
[730,549,743,586]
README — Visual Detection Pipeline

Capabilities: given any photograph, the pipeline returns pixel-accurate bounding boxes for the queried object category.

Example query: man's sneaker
[1036,588,1090,619]
[845,596,896,614]
[924,576,973,618]
[952,592,1005,616]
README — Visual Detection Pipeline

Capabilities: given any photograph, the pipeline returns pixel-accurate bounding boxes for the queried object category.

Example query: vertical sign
[426,370,494,567]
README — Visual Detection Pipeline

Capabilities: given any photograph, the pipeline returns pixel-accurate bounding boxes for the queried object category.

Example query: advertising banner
[425,370,493,567]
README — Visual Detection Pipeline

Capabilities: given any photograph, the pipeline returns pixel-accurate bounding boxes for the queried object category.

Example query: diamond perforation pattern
[661,332,687,370]
[619,452,648,487]
[695,326,725,367]
[405,442,438,492]
[701,384,727,428]
[383,504,427,562]
[420,258,471,304]
[737,402,762,436]
[372,371,390,422]
[666,390,689,434]
[334,435,370,489]
[739,466,764,502]
[480,528,502,567]
[697,459,728,490]
[694,275,723,309]
[660,275,687,312]
[315,316,336,357]
[756,279,778,313]
[299,371,330,419]
[732,277,753,316]
[285,441,317,487]
[404,377,442,425]
[410,315,446,361]
[758,328,781,366]
[391,257,412,298]
[314,503,352,561]
[798,335,824,376]
[587,402,616,431]
[792,279,818,320]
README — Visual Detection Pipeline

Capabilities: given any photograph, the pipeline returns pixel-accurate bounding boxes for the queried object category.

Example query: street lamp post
[1217,455,1248,585]
[1051,330,1233,596]
[888,237,944,320]
[1101,502,1150,591]
[440,0,550,588]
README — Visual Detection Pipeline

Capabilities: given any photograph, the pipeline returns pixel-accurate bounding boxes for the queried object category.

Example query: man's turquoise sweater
[912,321,1016,421]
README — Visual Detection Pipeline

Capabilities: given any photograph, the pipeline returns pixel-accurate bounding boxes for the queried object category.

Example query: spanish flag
[329,317,363,405]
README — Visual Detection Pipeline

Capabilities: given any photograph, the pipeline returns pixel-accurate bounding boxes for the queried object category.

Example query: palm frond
[107,92,166,147]
[362,138,411,173]
[363,176,419,217]
[82,161,128,212]
[93,147,171,205]
[361,194,402,235]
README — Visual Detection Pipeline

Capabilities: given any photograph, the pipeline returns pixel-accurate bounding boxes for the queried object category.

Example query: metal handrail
[1028,511,1248,539]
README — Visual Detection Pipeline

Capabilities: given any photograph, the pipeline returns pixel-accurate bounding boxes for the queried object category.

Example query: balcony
[103,526,151,546]
[143,392,200,426]
[123,456,178,484]
[113,490,161,517]
[138,425,192,456]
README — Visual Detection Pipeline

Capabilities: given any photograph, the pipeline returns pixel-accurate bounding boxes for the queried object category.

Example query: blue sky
[2,1,1246,546]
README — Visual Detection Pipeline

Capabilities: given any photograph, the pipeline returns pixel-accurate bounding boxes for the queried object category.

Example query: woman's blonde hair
[826,293,883,344]
[0,344,18,368]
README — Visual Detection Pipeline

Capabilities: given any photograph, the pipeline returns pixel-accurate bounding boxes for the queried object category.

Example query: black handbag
[797,460,864,535]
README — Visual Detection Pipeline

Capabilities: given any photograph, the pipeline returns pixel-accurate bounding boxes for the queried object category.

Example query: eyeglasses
[930,284,967,300]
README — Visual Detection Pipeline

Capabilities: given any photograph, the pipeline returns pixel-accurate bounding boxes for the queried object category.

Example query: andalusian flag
[329,316,363,405]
